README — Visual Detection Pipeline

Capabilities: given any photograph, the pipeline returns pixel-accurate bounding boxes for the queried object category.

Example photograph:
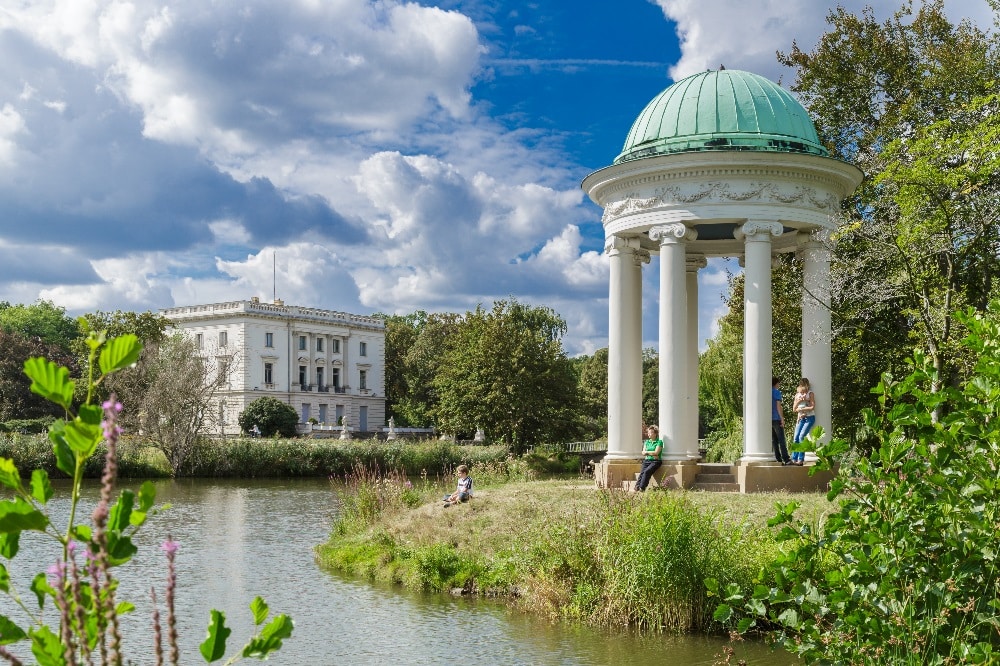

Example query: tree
[74,310,171,408]
[0,300,80,352]
[779,0,1000,402]
[239,397,299,438]
[137,333,231,475]
[433,299,581,453]
[641,348,658,427]
[576,347,609,436]
[0,330,79,421]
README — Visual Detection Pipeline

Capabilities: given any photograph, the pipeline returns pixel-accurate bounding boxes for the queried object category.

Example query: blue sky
[0,0,991,354]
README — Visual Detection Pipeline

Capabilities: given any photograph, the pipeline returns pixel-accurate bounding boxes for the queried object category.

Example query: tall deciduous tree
[0,300,79,351]
[433,299,581,453]
[779,0,1000,399]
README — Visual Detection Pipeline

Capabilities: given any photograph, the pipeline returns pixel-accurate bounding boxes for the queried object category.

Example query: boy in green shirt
[636,425,662,491]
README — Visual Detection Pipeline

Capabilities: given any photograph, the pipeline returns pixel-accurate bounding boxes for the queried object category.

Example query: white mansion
[161,298,386,436]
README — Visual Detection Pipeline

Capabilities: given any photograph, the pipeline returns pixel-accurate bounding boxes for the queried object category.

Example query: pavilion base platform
[594,459,837,493]
[736,461,837,494]
[593,459,700,490]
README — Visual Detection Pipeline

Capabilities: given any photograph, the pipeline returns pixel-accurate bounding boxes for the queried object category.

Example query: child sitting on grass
[443,465,473,507]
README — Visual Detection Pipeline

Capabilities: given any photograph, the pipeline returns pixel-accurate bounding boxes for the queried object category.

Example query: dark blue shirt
[772,387,783,421]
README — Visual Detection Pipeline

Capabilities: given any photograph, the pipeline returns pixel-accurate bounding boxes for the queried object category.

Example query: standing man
[772,377,791,465]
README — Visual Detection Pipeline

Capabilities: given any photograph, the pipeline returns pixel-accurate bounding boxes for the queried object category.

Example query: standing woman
[636,425,662,491]
[791,378,816,465]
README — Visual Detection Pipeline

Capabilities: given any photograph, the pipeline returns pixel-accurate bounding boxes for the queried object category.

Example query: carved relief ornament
[738,220,784,239]
[602,181,840,224]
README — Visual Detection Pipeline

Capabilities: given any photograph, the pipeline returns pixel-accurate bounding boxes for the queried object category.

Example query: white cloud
[0,104,26,166]
[652,0,990,82]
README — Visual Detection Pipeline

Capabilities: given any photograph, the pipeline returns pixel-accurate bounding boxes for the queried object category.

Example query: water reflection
[0,478,798,665]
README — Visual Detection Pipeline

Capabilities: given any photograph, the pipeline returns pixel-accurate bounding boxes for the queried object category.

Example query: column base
[593,459,700,490]
[736,461,838,494]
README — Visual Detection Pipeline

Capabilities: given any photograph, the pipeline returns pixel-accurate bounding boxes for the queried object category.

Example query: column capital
[685,254,708,272]
[735,220,783,241]
[605,236,649,265]
[649,223,697,245]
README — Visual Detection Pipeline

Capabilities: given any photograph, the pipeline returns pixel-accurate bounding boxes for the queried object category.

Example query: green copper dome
[615,69,828,164]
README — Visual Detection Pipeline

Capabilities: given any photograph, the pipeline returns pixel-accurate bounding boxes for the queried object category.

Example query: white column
[687,254,707,456]
[649,223,697,461]
[799,231,833,444]
[606,236,649,459]
[737,220,783,461]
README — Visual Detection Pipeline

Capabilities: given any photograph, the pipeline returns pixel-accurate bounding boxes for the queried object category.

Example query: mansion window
[219,331,228,347]
[299,366,307,386]
[331,339,340,353]
[360,341,367,357]
[264,362,273,385]
[298,335,307,351]
[196,333,203,350]
[265,332,274,348]
[359,370,368,391]
[316,338,324,352]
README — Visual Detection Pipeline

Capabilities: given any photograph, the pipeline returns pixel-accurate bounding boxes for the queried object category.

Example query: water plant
[711,303,1000,664]
[0,331,291,664]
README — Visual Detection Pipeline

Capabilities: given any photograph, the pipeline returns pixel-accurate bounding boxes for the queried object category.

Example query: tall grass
[0,433,170,478]
[318,475,785,634]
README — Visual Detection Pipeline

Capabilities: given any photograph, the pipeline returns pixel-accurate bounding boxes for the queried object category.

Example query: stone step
[695,473,736,484]
[690,482,741,492]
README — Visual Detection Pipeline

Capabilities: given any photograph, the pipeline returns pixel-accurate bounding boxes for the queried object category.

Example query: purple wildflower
[160,540,180,555]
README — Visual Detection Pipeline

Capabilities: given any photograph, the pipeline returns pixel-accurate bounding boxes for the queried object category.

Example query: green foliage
[641,348,658,426]
[0,300,80,351]
[0,331,289,664]
[779,0,1000,431]
[714,303,1000,664]
[575,348,609,437]
[238,397,299,438]
[433,299,582,453]
[0,330,80,422]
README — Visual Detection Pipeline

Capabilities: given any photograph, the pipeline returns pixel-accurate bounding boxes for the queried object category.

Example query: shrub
[238,397,299,437]
[714,303,1000,664]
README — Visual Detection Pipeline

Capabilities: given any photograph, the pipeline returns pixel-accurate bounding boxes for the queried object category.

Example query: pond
[1,478,799,664]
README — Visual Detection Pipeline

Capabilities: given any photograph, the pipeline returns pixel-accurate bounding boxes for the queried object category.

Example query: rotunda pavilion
[582,68,862,492]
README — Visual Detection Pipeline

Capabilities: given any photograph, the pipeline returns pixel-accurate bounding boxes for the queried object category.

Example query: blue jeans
[792,416,816,463]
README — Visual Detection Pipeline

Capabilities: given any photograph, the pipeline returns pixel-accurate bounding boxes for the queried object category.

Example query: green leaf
[48,423,74,477]
[64,419,101,458]
[72,525,92,543]
[23,357,75,412]
[30,573,51,609]
[137,481,156,512]
[200,609,231,662]
[0,459,21,492]
[241,614,293,659]
[713,604,733,622]
[105,533,137,566]
[108,490,135,532]
[30,470,53,505]
[0,614,26,645]
[98,335,143,375]
[736,617,756,633]
[78,404,103,426]
[0,500,48,532]
[29,625,65,666]
[116,601,136,615]
[250,596,269,625]
[0,563,8,593]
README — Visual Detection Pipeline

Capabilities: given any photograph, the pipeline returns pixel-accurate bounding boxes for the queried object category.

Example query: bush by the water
[714,304,1000,664]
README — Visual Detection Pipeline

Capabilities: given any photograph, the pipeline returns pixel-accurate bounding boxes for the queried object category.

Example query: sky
[0,0,993,355]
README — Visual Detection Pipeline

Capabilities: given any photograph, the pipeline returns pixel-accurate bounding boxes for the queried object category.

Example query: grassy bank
[316,474,834,633]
